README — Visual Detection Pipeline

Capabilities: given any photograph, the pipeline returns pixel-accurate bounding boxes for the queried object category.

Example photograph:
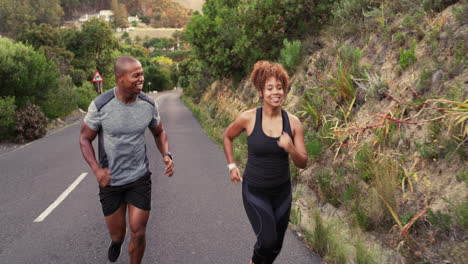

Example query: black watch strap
[163,152,173,160]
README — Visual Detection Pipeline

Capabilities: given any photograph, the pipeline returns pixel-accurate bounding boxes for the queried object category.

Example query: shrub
[308,212,347,263]
[306,136,324,160]
[446,199,468,231]
[144,64,174,92]
[70,69,87,86]
[355,240,376,264]
[351,201,374,231]
[399,40,417,70]
[74,82,98,110]
[310,211,330,256]
[325,45,363,109]
[14,103,48,143]
[355,143,375,182]
[453,2,468,24]
[317,170,342,207]
[423,0,459,13]
[42,76,79,118]
[332,0,377,35]
[279,39,302,73]
[372,157,400,225]
[427,208,452,233]
[0,96,16,139]
[0,36,59,108]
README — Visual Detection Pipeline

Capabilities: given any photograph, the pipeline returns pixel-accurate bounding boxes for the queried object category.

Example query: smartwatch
[163,152,173,160]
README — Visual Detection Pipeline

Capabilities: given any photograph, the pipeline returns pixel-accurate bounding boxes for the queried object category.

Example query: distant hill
[172,0,204,12]
[140,0,193,28]
[62,0,197,28]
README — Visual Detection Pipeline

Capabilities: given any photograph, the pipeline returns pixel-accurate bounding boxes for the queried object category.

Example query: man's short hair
[114,56,140,77]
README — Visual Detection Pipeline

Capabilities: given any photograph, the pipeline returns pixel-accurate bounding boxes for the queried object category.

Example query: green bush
[279,39,302,73]
[332,0,378,35]
[14,103,48,143]
[144,64,174,92]
[317,170,341,207]
[355,143,375,182]
[70,69,87,86]
[351,201,374,231]
[176,56,212,99]
[445,199,468,231]
[0,96,16,139]
[423,0,459,13]
[306,137,324,160]
[74,82,98,110]
[428,208,452,233]
[42,75,79,118]
[399,41,417,70]
[0,36,59,108]
[453,2,468,24]
[186,0,327,79]
[355,240,376,264]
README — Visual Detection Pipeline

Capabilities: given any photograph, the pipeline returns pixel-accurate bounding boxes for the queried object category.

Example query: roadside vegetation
[0,0,190,143]
[180,0,467,263]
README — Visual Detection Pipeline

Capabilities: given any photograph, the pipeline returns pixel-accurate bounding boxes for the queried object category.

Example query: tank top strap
[281,109,292,137]
[251,107,262,135]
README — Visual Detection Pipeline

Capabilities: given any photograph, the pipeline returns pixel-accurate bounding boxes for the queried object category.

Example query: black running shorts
[98,172,152,216]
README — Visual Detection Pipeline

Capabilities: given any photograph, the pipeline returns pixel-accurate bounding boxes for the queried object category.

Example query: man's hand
[277,132,293,152]
[230,167,243,184]
[163,156,174,177]
[95,168,111,187]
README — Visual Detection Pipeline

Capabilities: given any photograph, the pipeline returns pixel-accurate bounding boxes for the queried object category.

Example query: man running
[79,56,174,263]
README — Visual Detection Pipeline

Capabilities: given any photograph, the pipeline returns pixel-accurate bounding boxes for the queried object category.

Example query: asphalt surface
[0,90,321,263]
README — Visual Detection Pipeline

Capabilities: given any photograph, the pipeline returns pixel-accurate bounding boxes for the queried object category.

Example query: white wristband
[227,163,237,171]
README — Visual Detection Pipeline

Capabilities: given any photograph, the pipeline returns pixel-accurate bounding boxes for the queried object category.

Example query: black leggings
[242,180,292,264]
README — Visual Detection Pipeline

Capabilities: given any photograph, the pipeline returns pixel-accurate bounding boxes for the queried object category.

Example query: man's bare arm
[79,123,111,186]
[149,121,174,176]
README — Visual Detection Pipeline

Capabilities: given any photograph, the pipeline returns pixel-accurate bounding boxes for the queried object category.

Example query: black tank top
[244,107,292,188]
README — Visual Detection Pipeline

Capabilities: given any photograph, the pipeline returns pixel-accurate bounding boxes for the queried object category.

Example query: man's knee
[130,228,146,244]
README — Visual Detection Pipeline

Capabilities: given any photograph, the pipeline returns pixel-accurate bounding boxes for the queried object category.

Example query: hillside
[140,0,193,28]
[181,1,467,263]
[61,0,193,28]
[173,0,204,12]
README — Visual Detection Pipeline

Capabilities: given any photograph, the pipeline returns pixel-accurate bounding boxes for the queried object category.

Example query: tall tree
[111,0,129,28]
[67,18,118,87]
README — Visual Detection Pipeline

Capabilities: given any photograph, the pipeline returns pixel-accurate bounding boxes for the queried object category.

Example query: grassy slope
[183,2,467,263]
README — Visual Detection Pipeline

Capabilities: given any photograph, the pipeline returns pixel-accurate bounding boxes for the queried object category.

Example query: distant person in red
[79,56,174,263]
[223,61,308,264]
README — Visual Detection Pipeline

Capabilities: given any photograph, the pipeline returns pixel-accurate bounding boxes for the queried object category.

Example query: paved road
[0,90,321,263]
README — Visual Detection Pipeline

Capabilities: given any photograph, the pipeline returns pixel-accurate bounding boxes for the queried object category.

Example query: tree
[0,37,59,108]
[112,0,129,28]
[67,18,119,89]
[0,0,34,36]
[186,2,243,78]
[0,0,64,37]
[32,0,64,26]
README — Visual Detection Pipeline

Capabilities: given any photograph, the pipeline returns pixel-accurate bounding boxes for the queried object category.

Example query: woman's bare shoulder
[286,111,303,129]
[238,108,257,121]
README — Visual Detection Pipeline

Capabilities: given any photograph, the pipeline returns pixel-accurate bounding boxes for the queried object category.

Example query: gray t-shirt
[84,87,160,186]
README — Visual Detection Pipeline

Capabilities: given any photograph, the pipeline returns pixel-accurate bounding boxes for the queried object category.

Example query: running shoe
[108,241,123,262]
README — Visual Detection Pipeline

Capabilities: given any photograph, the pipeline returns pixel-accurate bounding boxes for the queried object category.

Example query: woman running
[223,61,308,264]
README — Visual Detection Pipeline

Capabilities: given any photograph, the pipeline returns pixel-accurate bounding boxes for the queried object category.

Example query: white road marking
[33,173,88,222]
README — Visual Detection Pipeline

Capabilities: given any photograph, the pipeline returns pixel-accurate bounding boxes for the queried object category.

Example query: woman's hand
[277,132,293,152]
[230,167,243,184]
